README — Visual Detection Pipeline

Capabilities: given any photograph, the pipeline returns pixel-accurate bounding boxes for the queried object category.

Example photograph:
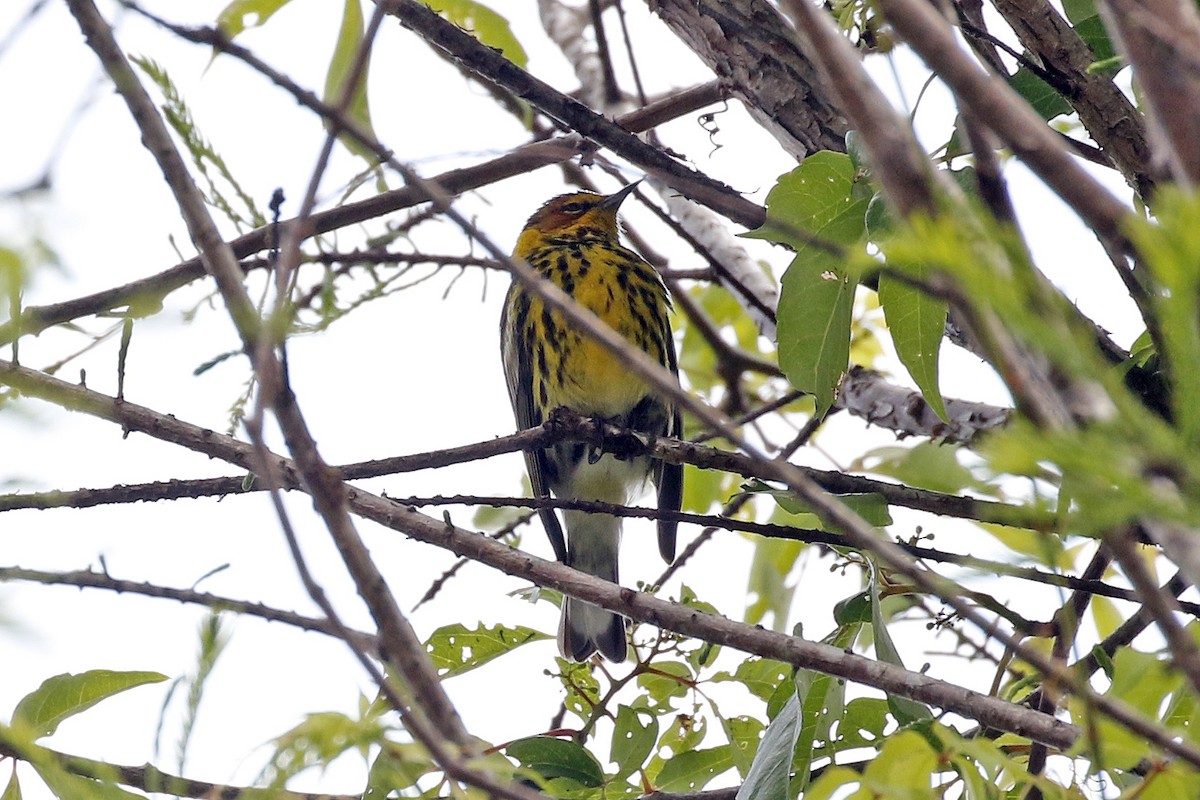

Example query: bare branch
[63,4,537,796]
[0,91,722,348]
[838,366,1012,443]
[0,566,376,648]
[376,0,765,227]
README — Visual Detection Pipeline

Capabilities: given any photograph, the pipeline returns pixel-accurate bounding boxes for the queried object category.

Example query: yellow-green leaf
[423,622,549,679]
[879,271,948,421]
[424,0,528,68]
[12,671,166,740]
[324,0,381,166]
[216,0,295,38]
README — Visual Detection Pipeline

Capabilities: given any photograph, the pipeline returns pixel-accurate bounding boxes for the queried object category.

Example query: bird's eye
[560,202,589,214]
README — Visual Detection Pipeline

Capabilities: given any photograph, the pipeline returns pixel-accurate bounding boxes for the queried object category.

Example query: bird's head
[518,183,640,242]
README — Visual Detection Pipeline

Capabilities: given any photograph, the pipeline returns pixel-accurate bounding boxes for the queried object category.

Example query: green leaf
[176,613,231,773]
[611,706,658,779]
[0,247,27,329]
[852,441,994,496]
[636,660,693,707]
[777,251,864,419]
[735,693,799,800]
[802,765,862,800]
[833,590,873,625]
[744,535,803,629]
[792,668,844,792]
[764,674,797,720]
[1091,595,1122,640]
[824,697,891,753]
[749,153,870,415]
[680,461,730,514]
[712,658,792,704]
[979,522,1067,569]
[505,737,604,787]
[12,671,167,740]
[1008,66,1072,121]
[721,715,764,778]
[792,622,859,785]
[879,272,948,421]
[1136,761,1200,800]
[1091,644,1116,680]
[1,772,20,800]
[778,256,855,417]
[866,562,932,724]
[859,729,939,796]
[324,0,381,167]
[424,0,528,68]
[1163,684,1200,744]
[657,746,733,793]
[1062,0,1118,66]
[132,57,264,230]
[424,623,550,679]
[649,715,710,778]
[771,490,893,529]
[267,710,389,786]
[1126,192,1200,444]
[364,741,436,799]
[216,0,295,38]
[558,659,601,720]
[1070,647,1182,770]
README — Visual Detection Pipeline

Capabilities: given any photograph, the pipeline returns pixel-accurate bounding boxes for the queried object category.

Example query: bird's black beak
[599,181,642,209]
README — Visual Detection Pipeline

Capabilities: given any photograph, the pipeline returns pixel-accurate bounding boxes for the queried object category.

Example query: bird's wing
[501,289,568,563]
[655,306,683,565]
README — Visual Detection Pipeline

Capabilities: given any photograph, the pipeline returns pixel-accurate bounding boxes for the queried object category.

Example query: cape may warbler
[500,183,683,662]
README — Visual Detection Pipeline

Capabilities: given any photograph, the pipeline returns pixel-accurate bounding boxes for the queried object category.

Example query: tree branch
[986,0,1155,198]
[0,385,1047,531]
[0,565,377,648]
[647,0,849,159]
[0,359,1082,752]
[0,95,721,348]
[1097,0,1200,188]
[375,0,765,228]
[838,365,1012,443]
[871,0,1134,247]
[0,725,358,800]
[63,4,537,797]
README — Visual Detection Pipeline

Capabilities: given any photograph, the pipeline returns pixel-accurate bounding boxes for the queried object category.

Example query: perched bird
[500,183,683,662]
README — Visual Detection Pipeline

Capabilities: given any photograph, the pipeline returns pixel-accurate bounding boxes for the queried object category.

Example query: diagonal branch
[375,0,764,228]
[0,726,358,800]
[0,92,723,348]
[986,0,1154,198]
[870,0,1134,246]
[0,565,376,647]
[1096,0,1200,188]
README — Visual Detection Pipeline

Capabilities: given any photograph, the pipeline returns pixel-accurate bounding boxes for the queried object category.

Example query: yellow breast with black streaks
[507,192,672,421]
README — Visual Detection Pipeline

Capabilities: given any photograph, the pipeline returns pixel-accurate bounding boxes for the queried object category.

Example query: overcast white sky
[0,1,1141,797]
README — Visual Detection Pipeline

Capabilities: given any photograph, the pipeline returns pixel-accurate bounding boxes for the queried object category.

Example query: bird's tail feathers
[559,511,626,662]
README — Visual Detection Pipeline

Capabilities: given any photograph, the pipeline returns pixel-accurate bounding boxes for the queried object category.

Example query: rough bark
[647,0,849,158]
